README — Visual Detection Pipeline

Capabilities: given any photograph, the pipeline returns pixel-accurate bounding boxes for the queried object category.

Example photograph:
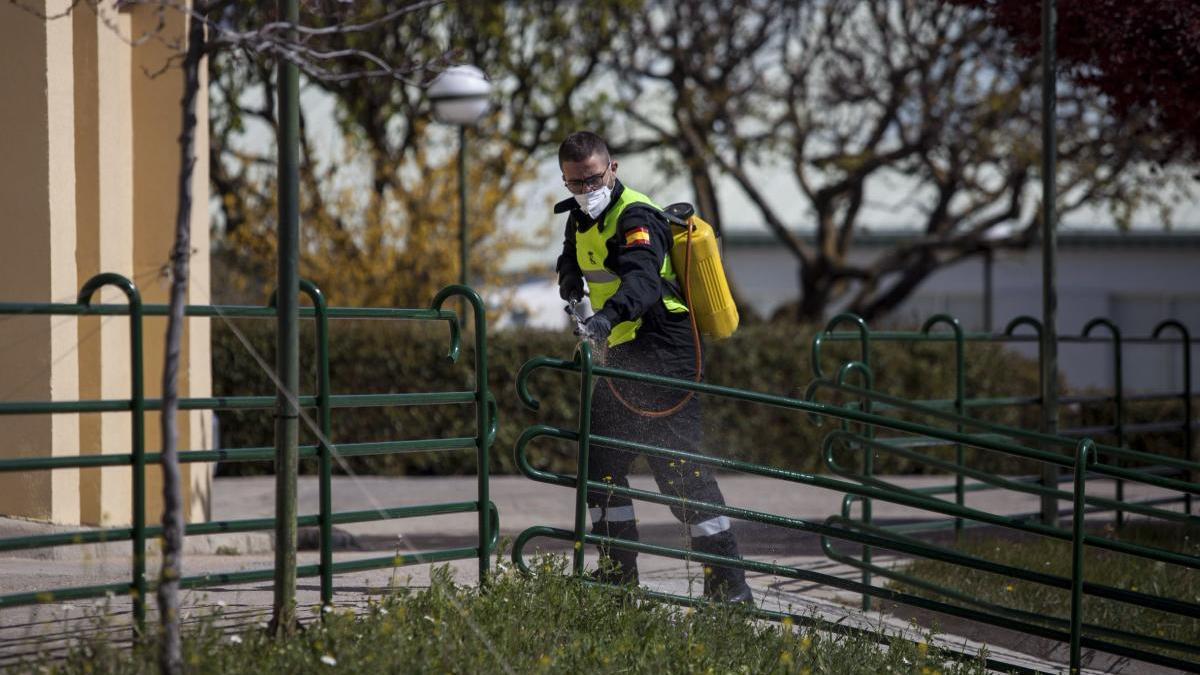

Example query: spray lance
[565,298,596,343]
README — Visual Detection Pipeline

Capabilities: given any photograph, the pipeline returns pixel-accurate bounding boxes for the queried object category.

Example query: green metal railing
[511,335,1200,674]
[0,274,497,636]
[809,313,1196,517]
[805,312,1198,625]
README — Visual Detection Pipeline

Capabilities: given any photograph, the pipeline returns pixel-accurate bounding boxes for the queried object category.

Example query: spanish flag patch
[624,227,651,247]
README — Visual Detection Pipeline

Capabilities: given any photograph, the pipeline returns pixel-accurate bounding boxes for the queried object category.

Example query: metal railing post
[432,285,493,582]
[1153,320,1193,514]
[923,315,965,536]
[1070,439,1095,673]
[835,362,874,611]
[1083,318,1123,526]
[298,282,333,608]
[1007,316,1057,524]
[573,341,595,577]
[77,274,145,636]
[470,291,491,582]
[821,314,872,608]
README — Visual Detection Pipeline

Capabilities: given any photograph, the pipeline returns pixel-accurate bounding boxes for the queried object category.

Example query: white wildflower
[321,655,337,666]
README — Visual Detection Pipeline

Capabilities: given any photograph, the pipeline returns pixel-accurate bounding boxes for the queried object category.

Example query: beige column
[0,0,81,524]
[130,3,211,525]
[75,4,135,526]
[187,45,213,524]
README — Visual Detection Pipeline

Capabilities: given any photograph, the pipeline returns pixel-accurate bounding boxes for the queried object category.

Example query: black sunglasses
[563,163,612,194]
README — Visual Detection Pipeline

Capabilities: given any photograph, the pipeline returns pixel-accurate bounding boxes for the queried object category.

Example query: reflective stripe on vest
[574,186,687,347]
[582,269,620,284]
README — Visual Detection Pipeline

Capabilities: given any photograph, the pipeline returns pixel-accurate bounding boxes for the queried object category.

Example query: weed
[19,558,990,674]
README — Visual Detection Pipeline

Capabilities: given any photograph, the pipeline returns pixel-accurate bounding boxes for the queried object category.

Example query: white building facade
[723,230,1200,391]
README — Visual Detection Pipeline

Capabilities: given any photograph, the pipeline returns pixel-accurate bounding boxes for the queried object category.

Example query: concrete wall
[0,0,81,524]
[0,1,211,526]
[75,1,136,526]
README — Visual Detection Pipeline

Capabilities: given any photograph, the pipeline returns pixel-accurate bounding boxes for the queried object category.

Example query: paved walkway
[0,474,1184,673]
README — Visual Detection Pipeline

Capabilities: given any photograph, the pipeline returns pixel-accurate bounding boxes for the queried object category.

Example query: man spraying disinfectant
[553,130,751,603]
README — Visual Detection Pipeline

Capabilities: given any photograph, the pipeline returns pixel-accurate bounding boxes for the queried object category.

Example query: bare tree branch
[6,0,85,21]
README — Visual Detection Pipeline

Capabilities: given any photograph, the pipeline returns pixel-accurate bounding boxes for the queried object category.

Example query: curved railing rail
[0,275,497,636]
[805,375,1200,490]
[810,314,1197,456]
[511,337,1200,673]
[806,311,1198,668]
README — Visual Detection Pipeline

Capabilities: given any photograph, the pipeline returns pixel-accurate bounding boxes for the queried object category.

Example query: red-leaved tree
[962,0,1200,159]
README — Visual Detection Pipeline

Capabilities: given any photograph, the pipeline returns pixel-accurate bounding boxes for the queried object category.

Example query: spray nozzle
[565,300,591,340]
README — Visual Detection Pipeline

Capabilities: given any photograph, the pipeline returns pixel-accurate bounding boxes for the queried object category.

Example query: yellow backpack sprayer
[569,202,739,418]
[663,202,739,339]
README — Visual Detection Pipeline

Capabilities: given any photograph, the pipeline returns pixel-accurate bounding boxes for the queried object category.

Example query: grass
[20,557,990,675]
[892,520,1200,663]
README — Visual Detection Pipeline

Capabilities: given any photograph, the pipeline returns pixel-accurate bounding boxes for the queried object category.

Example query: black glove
[582,312,613,342]
[558,272,584,303]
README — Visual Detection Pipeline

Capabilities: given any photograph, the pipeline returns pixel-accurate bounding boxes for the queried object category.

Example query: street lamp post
[427,65,492,303]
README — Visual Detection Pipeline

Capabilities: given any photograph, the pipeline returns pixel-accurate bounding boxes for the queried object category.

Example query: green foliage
[210,319,1085,478]
[894,522,1200,662]
[27,561,989,674]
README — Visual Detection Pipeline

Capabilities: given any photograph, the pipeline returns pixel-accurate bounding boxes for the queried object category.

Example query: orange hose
[606,219,702,418]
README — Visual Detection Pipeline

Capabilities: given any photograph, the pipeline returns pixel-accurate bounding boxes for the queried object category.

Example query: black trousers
[585,339,729,531]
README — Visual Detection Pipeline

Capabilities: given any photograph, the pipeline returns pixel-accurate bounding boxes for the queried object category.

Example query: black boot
[692,531,753,604]
[593,519,639,586]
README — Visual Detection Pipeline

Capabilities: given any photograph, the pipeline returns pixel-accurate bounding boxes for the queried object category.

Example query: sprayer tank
[671,214,739,340]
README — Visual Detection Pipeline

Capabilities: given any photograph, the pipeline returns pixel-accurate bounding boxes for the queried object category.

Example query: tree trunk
[685,158,760,315]
[686,157,722,232]
[158,8,205,674]
[796,261,831,323]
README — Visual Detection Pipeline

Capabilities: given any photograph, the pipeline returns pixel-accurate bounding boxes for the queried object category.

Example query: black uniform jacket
[554,181,697,372]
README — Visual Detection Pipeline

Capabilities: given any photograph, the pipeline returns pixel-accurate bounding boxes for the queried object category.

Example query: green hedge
[214,316,1144,477]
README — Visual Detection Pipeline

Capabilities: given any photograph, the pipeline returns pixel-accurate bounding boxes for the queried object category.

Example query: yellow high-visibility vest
[574,186,687,347]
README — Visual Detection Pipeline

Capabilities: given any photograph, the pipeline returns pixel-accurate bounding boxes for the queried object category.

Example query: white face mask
[574,184,613,220]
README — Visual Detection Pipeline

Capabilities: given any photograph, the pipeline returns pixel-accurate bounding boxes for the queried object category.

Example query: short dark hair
[558,131,610,166]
